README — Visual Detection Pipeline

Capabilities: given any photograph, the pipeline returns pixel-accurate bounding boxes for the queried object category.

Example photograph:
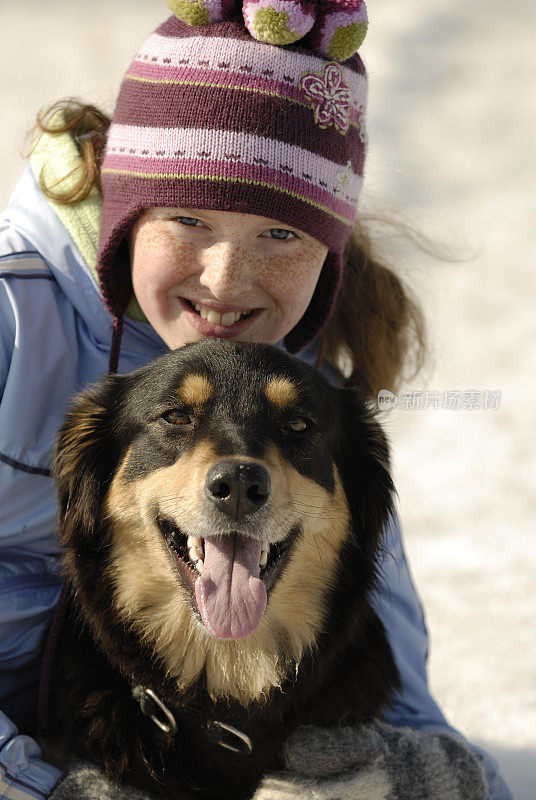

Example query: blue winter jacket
[0,165,512,800]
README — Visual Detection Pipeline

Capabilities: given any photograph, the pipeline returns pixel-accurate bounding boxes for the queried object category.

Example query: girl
[0,7,511,800]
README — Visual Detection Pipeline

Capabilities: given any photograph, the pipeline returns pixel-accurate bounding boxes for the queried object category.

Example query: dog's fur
[43,339,400,799]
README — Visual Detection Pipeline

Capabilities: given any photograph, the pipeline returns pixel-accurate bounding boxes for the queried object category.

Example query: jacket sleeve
[0,710,62,799]
[373,511,513,800]
[0,251,63,798]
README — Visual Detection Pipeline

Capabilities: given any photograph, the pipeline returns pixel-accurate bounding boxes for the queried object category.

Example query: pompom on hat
[167,0,368,63]
[97,3,369,371]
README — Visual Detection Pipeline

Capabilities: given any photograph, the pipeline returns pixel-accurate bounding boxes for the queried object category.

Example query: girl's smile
[129,207,328,350]
[176,297,263,339]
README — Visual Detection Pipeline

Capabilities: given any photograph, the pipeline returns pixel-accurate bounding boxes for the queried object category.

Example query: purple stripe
[113,80,366,175]
[127,61,363,126]
[103,154,357,221]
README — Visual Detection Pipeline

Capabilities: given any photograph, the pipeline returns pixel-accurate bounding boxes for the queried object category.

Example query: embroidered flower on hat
[299,63,351,134]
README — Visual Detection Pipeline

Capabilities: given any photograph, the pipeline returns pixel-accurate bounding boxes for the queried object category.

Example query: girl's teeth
[190,302,250,327]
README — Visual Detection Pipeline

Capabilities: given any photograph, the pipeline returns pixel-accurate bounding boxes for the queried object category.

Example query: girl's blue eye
[177,217,202,227]
[175,218,296,240]
[267,228,296,240]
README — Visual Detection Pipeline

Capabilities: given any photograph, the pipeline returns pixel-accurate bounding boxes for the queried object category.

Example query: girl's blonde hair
[34,100,427,399]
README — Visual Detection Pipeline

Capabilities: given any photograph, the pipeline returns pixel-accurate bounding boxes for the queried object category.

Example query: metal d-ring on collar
[132,685,178,735]
[207,719,253,755]
[131,684,253,755]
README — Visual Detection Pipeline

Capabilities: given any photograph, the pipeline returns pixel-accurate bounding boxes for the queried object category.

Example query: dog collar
[38,582,253,757]
[38,581,252,756]
[131,683,253,756]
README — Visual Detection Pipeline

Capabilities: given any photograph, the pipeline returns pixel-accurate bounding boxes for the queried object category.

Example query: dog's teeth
[189,545,204,562]
[260,542,269,568]
[186,536,205,571]
[187,535,203,548]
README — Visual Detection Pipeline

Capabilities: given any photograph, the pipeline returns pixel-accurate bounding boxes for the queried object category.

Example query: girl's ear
[53,374,127,553]
[335,387,396,560]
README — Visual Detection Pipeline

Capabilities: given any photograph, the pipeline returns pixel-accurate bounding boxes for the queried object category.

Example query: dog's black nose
[205,461,271,520]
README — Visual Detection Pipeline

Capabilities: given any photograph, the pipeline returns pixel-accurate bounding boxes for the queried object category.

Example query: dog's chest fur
[44,341,400,799]
[43,592,397,799]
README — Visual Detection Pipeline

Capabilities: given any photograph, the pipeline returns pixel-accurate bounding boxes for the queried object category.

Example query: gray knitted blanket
[49,721,487,800]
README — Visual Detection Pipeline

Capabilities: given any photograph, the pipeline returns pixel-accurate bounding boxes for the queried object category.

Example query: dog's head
[54,340,394,703]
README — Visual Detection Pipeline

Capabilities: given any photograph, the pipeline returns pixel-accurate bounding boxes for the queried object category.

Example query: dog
[42,338,400,799]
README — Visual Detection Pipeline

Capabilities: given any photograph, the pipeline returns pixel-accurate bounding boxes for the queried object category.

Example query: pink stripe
[127,61,362,126]
[103,154,358,220]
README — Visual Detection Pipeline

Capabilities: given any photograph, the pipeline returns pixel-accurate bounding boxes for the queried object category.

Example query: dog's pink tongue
[195,535,267,640]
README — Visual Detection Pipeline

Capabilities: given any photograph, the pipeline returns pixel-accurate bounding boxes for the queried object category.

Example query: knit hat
[97,9,368,369]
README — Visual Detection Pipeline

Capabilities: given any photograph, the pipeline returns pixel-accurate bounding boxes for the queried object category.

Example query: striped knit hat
[97,13,368,368]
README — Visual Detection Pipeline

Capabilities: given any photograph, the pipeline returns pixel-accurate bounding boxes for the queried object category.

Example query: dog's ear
[334,387,396,560]
[53,374,128,552]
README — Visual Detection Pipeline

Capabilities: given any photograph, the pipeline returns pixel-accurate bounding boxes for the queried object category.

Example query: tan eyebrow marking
[174,374,213,406]
[264,377,298,409]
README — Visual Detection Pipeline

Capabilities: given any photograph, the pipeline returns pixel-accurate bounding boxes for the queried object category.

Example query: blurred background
[1,1,534,796]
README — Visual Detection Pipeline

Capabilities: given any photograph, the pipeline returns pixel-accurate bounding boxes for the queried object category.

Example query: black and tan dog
[43,339,400,799]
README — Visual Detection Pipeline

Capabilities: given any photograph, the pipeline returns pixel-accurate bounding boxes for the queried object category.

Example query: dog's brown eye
[285,417,308,432]
[163,409,192,426]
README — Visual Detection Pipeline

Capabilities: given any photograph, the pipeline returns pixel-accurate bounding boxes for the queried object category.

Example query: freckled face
[129,208,328,349]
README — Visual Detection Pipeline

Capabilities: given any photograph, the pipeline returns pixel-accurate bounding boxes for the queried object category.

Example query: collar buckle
[208,720,253,755]
[132,685,178,735]
[132,684,253,754]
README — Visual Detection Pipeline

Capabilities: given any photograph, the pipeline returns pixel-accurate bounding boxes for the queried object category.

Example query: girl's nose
[198,242,253,298]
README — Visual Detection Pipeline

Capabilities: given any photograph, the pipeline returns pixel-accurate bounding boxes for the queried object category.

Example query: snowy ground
[1,1,535,797]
